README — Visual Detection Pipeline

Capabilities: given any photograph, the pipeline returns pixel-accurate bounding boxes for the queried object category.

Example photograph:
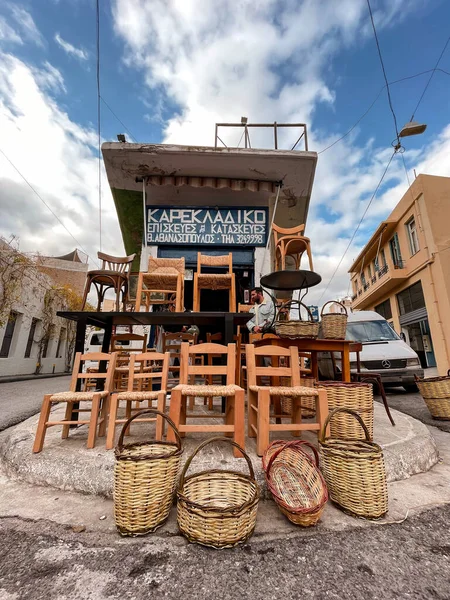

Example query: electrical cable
[96,0,102,252]
[100,96,139,143]
[0,147,100,268]
[317,149,397,303]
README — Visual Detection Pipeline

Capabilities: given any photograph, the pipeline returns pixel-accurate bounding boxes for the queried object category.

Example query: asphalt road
[383,387,450,433]
[0,376,71,432]
[1,506,450,600]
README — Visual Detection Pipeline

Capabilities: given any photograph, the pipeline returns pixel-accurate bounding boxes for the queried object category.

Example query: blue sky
[0,0,449,301]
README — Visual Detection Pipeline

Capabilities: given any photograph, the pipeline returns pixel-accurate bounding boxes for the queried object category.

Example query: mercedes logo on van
[382,360,391,369]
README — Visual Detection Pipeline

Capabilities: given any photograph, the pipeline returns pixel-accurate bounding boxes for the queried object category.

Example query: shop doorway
[402,319,436,368]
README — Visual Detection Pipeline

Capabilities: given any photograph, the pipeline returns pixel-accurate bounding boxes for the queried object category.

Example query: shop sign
[146,207,268,246]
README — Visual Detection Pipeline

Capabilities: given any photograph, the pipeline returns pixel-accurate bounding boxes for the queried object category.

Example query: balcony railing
[378,264,389,278]
[393,260,405,269]
[363,282,370,291]
[371,275,377,284]
[351,293,357,301]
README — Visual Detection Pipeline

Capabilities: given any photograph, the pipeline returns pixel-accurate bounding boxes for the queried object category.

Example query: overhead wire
[100,96,139,143]
[96,0,102,252]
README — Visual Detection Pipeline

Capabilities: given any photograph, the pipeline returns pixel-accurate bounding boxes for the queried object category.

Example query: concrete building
[0,242,88,377]
[102,123,317,310]
[349,174,450,375]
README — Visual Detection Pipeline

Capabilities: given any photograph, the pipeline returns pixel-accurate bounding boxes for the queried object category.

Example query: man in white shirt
[246,287,275,333]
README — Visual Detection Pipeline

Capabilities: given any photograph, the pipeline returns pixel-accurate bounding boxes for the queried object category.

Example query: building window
[397,281,425,315]
[0,311,18,358]
[375,299,392,320]
[56,327,66,358]
[373,259,379,273]
[406,218,420,255]
[380,249,387,266]
[24,318,39,358]
[389,233,403,268]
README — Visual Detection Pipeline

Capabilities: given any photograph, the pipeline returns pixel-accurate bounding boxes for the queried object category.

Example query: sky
[0,0,449,305]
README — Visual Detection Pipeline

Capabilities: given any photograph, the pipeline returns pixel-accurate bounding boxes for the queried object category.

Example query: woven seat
[81,252,135,312]
[193,253,236,311]
[249,385,318,397]
[135,257,185,312]
[50,390,109,401]
[116,390,165,401]
[173,384,241,397]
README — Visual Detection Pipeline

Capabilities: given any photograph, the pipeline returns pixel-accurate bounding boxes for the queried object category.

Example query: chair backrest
[162,332,197,354]
[147,257,185,275]
[245,343,300,387]
[110,333,148,352]
[179,342,236,385]
[238,303,252,313]
[126,351,170,392]
[70,352,117,392]
[272,223,305,246]
[98,252,136,275]
[206,332,222,343]
[197,252,233,274]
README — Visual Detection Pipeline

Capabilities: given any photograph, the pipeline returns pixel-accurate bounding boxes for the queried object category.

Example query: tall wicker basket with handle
[177,437,260,548]
[415,370,450,420]
[320,301,348,339]
[275,301,320,339]
[114,409,183,537]
[319,408,388,519]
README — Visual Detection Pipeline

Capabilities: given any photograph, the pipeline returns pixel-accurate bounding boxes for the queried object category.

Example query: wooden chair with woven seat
[167,342,245,457]
[81,252,136,312]
[110,332,148,391]
[135,257,185,313]
[106,351,170,449]
[246,343,328,456]
[272,223,313,271]
[32,352,118,453]
[193,253,236,312]
[205,332,223,409]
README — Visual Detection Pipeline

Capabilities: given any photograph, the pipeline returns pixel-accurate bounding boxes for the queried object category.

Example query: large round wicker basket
[415,370,450,420]
[320,301,348,340]
[263,440,328,527]
[177,437,260,549]
[275,301,319,339]
[319,408,388,519]
[114,409,183,537]
[319,382,374,440]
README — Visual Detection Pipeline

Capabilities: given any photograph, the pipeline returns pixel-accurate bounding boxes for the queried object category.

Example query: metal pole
[215,124,218,149]
[259,183,282,279]
[274,122,278,149]
[142,177,147,249]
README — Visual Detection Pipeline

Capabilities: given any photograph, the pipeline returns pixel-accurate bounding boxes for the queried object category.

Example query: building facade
[349,175,450,375]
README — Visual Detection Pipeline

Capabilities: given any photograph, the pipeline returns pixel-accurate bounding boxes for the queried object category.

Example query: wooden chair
[32,352,117,453]
[81,252,136,312]
[135,257,185,313]
[205,332,223,409]
[272,223,313,271]
[111,333,148,390]
[106,351,170,449]
[162,332,197,388]
[167,342,245,457]
[246,344,328,456]
[193,253,236,312]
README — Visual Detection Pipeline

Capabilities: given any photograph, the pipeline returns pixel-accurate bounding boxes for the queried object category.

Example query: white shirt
[247,298,275,332]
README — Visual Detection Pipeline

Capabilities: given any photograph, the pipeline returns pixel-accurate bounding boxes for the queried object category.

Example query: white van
[318,310,424,392]
[83,327,150,368]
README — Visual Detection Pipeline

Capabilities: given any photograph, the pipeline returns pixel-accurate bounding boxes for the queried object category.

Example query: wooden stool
[193,253,236,312]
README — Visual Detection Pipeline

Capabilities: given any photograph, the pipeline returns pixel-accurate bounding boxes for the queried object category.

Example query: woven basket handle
[320,300,348,317]
[117,409,182,452]
[265,440,320,477]
[178,437,254,490]
[319,407,371,443]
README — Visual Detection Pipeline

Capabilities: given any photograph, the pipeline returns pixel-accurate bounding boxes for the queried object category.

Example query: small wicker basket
[177,437,260,548]
[319,382,374,440]
[275,301,319,339]
[415,370,450,420]
[319,408,388,519]
[263,440,328,527]
[114,409,183,537]
[321,301,348,339]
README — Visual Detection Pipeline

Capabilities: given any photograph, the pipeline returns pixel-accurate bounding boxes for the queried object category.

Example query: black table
[260,269,321,291]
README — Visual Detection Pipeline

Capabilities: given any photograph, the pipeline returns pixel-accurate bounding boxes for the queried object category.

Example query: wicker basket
[280,377,316,417]
[177,437,260,548]
[415,370,450,420]
[262,440,328,526]
[319,382,374,440]
[319,408,388,519]
[275,301,319,339]
[321,301,348,340]
[114,409,183,537]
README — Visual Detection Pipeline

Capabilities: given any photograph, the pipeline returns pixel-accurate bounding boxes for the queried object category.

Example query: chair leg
[155,392,166,440]
[230,275,236,312]
[98,395,110,437]
[256,389,271,457]
[291,397,303,437]
[225,394,234,439]
[316,389,329,438]
[135,274,144,312]
[106,394,119,450]
[61,401,74,439]
[80,277,91,311]
[233,389,245,457]
[167,389,183,441]
[306,243,314,271]
[87,394,101,449]
[193,274,199,312]
[175,275,183,312]
[32,395,53,453]
[248,389,257,438]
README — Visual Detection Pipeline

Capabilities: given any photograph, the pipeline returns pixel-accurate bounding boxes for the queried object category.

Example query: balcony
[352,261,407,309]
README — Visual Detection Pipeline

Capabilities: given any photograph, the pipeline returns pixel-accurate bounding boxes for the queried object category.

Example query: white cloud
[0,15,23,45]
[54,33,89,61]
[8,5,44,47]
[0,52,123,267]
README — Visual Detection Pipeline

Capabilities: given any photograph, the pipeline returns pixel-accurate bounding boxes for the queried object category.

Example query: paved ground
[0,506,449,600]
[383,386,450,433]
[0,376,71,432]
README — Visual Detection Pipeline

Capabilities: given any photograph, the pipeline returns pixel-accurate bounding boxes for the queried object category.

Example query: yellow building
[349,174,450,375]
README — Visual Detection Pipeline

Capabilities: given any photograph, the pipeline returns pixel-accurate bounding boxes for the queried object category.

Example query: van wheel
[404,384,419,393]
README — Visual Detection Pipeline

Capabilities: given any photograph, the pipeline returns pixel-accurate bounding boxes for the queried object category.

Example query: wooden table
[253,336,362,381]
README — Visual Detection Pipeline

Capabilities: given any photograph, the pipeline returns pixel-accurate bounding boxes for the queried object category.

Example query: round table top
[260,269,322,291]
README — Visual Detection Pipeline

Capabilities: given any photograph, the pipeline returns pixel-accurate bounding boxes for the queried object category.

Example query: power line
[317,149,397,303]
[366,0,400,143]
[96,0,102,252]
[410,35,450,121]
[100,96,139,143]
[0,147,100,268]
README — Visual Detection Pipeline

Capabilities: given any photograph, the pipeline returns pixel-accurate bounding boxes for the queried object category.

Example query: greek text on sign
[146,207,268,246]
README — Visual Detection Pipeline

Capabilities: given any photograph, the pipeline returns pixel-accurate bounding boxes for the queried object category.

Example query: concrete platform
[0,402,439,500]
